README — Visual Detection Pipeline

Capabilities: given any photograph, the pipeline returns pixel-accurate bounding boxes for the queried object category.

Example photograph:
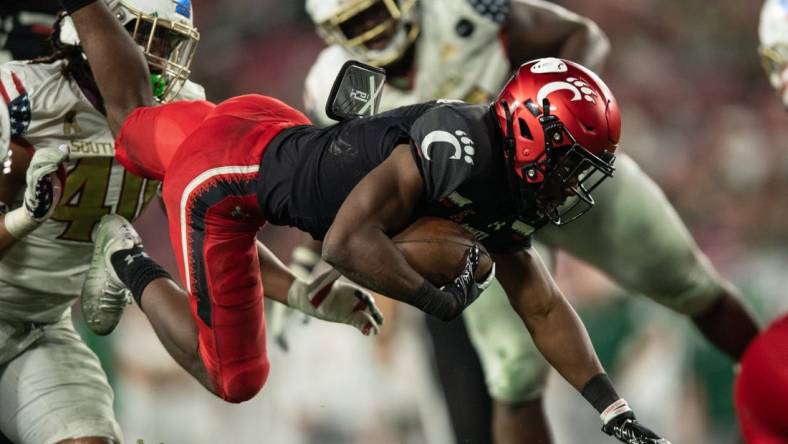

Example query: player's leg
[735,315,788,443]
[537,153,758,360]
[114,100,215,180]
[91,95,310,401]
[83,213,215,392]
[463,276,552,444]
[94,179,268,403]
[160,165,269,403]
[425,316,494,444]
[0,313,121,444]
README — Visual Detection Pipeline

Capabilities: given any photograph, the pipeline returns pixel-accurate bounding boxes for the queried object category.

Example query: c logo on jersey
[536,77,598,108]
[421,130,475,165]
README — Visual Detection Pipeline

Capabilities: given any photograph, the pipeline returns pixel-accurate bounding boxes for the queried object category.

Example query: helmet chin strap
[538,97,560,158]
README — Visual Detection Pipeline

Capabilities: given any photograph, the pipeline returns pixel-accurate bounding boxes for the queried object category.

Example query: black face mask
[499,99,616,227]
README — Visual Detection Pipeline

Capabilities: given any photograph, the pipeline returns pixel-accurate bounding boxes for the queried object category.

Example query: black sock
[110,245,172,308]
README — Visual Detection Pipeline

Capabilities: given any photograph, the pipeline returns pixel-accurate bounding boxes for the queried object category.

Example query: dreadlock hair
[32,12,94,85]
[32,11,104,111]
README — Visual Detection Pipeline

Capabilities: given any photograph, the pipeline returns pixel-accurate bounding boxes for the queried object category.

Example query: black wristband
[410,280,461,321]
[61,0,99,15]
[581,373,621,414]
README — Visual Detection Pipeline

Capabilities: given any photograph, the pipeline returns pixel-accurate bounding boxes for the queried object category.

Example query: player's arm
[507,0,610,72]
[494,247,603,391]
[0,143,30,253]
[323,145,481,321]
[65,0,153,135]
[256,240,384,335]
[494,248,671,443]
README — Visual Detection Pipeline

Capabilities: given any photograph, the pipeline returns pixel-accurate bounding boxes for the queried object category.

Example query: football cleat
[80,215,139,335]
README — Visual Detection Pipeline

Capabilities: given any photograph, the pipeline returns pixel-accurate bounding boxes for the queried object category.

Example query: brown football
[393,217,493,287]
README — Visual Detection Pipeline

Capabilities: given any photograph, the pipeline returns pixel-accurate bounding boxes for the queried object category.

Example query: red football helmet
[493,58,621,226]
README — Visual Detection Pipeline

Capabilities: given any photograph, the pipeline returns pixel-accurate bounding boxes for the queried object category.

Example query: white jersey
[0,59,205,322]
[305,0,511,125]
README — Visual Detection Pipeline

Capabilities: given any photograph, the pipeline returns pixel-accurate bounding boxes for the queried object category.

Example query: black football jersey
[258,101,537,254]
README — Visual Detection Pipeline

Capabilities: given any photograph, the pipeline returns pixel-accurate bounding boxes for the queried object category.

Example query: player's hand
[24,145,68,221]
[270,246,323,351]
[602,411,671,444]
[4,145,69,239]
[287,268,384,336]
[441,244,487,311]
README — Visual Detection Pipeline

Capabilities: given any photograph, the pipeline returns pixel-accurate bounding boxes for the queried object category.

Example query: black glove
[441,244,483,311]
[602,411,671,444]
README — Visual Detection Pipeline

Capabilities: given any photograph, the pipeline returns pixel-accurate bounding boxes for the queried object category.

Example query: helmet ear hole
[578,120,596,134]
[518,118,533,140]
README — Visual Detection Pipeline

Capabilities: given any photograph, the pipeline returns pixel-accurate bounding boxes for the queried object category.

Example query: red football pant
[116,95,310,402]
[736,315,788,443]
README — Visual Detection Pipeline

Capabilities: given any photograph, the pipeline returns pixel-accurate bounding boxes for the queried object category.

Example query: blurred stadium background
[30,0,787,442]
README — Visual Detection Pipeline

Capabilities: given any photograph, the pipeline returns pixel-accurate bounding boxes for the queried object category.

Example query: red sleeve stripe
[11,73,26,96]
[0,78,10,105]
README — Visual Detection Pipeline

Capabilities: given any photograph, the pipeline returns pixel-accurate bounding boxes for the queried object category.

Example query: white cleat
[80,214,140,335]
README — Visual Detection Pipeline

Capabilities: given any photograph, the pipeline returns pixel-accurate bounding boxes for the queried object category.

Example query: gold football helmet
[307,0,420,67]
[59,0,199,103]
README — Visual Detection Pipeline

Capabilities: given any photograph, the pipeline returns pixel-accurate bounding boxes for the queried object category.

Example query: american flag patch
[7,94,31,137]
[0,71,31,137]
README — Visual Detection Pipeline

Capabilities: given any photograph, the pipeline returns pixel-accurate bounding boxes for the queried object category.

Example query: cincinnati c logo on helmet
[536,78,598,107]
[421,130,476,165]
[531,57,598,108]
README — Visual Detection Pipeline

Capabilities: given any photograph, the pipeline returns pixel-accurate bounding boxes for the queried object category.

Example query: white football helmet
[59,0,199,103]
[0,104,10,174]
[759,0,788,107]
[306,0,420,67]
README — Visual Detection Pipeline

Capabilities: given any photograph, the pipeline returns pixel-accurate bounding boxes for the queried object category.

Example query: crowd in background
[78,0,788,443]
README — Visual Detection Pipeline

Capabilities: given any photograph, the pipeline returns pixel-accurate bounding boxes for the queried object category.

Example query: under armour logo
[124,251,149,265]
[231,206,249,219]
[487,221,507,231]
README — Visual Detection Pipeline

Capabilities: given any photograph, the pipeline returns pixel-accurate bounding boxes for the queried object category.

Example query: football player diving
[294,1,760,442]
[0,1,380,443]
[734,0,788,442]
[70,0,670,442]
